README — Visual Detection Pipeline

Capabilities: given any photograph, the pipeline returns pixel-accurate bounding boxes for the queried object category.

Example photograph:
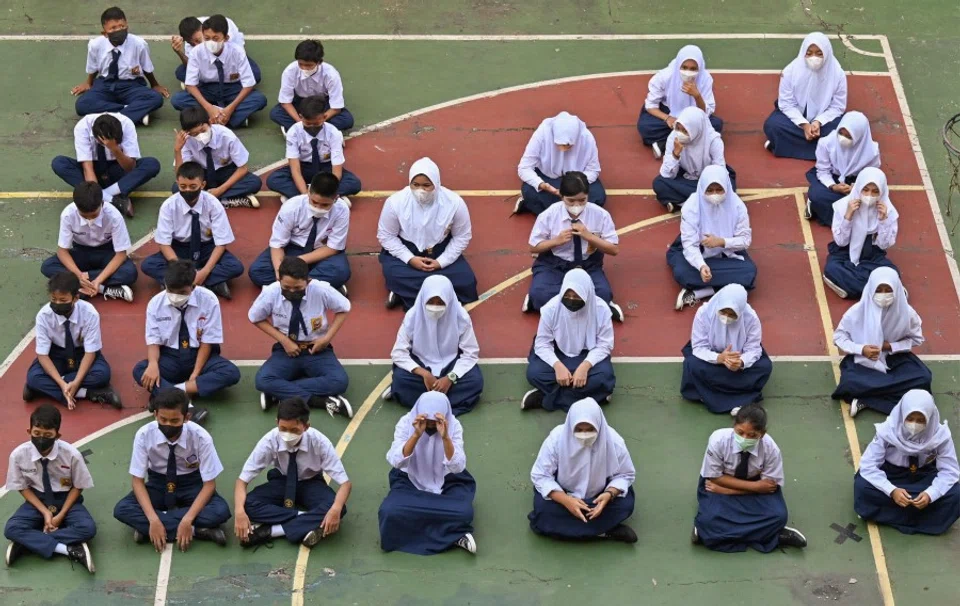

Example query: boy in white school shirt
[171,15,261,85]
[270,39,355,133]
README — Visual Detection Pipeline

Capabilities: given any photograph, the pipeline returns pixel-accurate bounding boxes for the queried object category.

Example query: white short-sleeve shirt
[239,427,349,485]
[74,113,141,163]
[154,191,235,246]
[145,287,224,348]
[180,125,249,169]
[699,428,784,486]
[128,421,224,481]
[529,202,618,262]
[58,201,132,251]
[5,440,94,494]
[85,34,155,80]
[34,300,102,356]
[284,122,345,165]
[269,195,350,251]
[185,42,256,88]
[278,61,346,107]
[248,280,351,341]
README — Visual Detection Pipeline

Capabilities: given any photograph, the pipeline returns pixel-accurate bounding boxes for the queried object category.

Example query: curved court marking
[838,34,887,58]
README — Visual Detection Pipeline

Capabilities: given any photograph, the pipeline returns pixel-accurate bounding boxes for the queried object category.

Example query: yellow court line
[793,192,895,606]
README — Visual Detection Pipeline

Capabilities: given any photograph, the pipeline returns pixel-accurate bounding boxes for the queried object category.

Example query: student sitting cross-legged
[854,390,960,536]
[270,39,354,133]
[528,397,637,543]
[379,392,477,555]
[41,182,137,303]
[24,272,121,410]
[235,397,352,549]
[113,388,231,551]
[172,15,261,85]
[4,405,96,573]
[692,405,807,552]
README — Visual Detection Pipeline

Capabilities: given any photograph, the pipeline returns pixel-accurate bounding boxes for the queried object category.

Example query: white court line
[0,33,885,42]
[154,545,174,606]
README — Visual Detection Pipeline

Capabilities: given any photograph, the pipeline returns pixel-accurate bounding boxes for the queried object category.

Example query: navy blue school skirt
[805,167,858,226]
[694,476,788,553]
[666,235,757,291]
[854,463,960,535]
[680,342,773,413]
[528,486,635,540]
[653,165,738,208]
[823,236,897,300]
[762,100,840,160]
[831,353,932,415]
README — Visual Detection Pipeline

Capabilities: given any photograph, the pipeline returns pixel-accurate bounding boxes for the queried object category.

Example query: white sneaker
[804,198,813,220]
[609,302,624,323]
[675,288,697,311]
[521,294,531,313]
[243,118,250,128]
[339,196,352,209]
[729,406,741,417]
[280,125,287,137]
[849,399,866,418]
[180,82,186,91]
[381,384,393,401]
[338,284,349,298]
[221,196,259,209]
[456,533,477,554]
[325,395,353,418]
[512,195,525,215]
[386,291,399,309]
[665,202,675,213]
[764,140,772,151]
[652,141,663,160]
[141,114,150,127]
[103,285,134,302]
[280,195,288,204]
[823,275,848,299]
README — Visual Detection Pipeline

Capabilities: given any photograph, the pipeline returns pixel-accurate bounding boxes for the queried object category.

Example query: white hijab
[874,390,952,456]
[537,112,598,178]
[782,32,845,121]
[821,111,880,182]
[394,157,460,252]
[402,275,470,376]
[404,392,459,494]
[540,269,605,357]
[681,164,746,259]
[702,284,752,352]
[554,398,625,499]
[663,45,713,116]
[845,267,914,372]
[674,106,722,178]
[832,167,898,265]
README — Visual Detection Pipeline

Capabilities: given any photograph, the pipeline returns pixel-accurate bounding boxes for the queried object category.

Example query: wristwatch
[447,372,459,385]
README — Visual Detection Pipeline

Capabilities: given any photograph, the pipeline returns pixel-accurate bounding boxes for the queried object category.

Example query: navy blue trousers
[132,346,240,398]
[4,493,97,558]
[526,348,615,412]
[245,468,345,544]
[805,167,858,226]
[667,235,757,291]
[694,476,788,553]
[637,103,724,148]
[528,486,634,540]
[269,95,355,132]
[379,469,475,554]
[520,169,606,216]
[823,236,897,300]
[832,353,932,415]
[26,351,111,404]
[169,163,262,200]
[171,82,268,129]
[854,463,960,535]
[141,240,244,288]
[113,470,231,539]
[653,165,737,208]
[762,101,840,160]
[249,245,351,288]
[680,342,773,413]
[391,353,484,415]
[529,252,611,311]
[379,249,479,312]
[41,242,138,286]
[51,156,161,197]
[266,162,362,199]
[175,58,262,84]
[255,344,348,401]
[75,78,164,124]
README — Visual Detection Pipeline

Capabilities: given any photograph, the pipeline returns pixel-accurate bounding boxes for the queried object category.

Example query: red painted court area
[1,72,958,474]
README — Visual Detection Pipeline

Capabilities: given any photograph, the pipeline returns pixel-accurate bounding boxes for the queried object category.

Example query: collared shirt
[85,34,155,80]
[831,208,898,251]
[269,195,349,251]
[248,280,351,341]
[376,192,472,268]
[35,301,102,355]
[284,122,345,165]
[278,60,345,107]
[660,132,726,181]
[690,303,763,368]
[129,421,223,481]
[699,428,784,486]
[390,316,480,378]
[644,67,717,116]
[180,124,249,168]
[58,201,131,251]
[529,202,618,262]
[185,42,256,88]
[73,112,141,163]
[680,202,752,272]
[859,433,960,503]
[239,428,349,485]
[183,16,245,55]
[154,191,235,246]
[834,306,923,358]
[145,287,224,348]
[6,440,94,494]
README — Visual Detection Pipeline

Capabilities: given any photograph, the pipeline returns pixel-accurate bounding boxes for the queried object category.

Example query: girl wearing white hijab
[379,392,477,554]
[832,267,931,417]
[680,284,773,415]
[763,32,847,160]
[384,275,484,415]
[637,45,722,160]
[823,167,898,300]
[667,165,755,311]
[854,390,959,535]
[377,157,479,310]
[528,397,637,542]
[653,105,736,212]
[522,269,615,412]
[516,111,605,216]
[805,111,881,225]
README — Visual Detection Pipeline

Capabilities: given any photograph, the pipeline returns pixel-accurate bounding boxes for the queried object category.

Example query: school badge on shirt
[59,477,72,488]
[310,317,323,332]
[229,72,240,81]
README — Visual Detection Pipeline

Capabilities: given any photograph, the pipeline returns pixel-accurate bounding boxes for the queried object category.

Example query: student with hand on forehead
[171,15,261,85]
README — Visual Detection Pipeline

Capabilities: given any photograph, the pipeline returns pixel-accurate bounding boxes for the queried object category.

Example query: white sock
[270,524,285,538]
[192,526,196,536]
[76,388,87,399]
[693,287,715,300]
[175,383,187,392]
[103,183,121,198]
[54,543,69,556]
[296,510,305,515]
[98,284,105,294]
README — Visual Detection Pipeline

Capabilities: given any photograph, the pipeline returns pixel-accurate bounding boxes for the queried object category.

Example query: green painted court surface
[1,2,960,605]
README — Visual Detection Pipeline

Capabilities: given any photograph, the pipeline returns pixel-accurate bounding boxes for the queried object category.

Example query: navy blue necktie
[189,210,202,262]
[304,217,320,251]
[165,443,178,510]
[204,147,216,185]
[288,298,308,341]
[571,219,583,266]
[310,138,321,167]
[63,319,76,370]
[214,58,225,107]
[96,143,108,163]
[284,450,298,507]
[40,458,53,506]
[735,451,751,480]
[178,308,192,359]
[107,49,120,81]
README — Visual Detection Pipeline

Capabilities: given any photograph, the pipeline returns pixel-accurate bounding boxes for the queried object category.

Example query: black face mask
[424,427,438,436]
[562,298,586,312]
[50,302,73,317]
[31,435,56,453]
[179,189,202,203]
[107,28,128,47]
[282,289,306,303]
[304,125,323,137]
[158,423,182,441]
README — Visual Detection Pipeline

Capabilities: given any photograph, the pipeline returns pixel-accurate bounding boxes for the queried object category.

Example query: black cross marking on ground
[830,522,863,544]
[80,449,93,465]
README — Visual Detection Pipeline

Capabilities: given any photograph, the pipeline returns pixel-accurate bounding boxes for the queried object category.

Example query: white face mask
[192,129,212,146]
[307,204,330,218]
[705,192,726,206]
[300,67,319,78]
[574,430,598,447]
[873,292,895,308]
[679,69,698,82]
[412,188,436,205]
[860,194,879,207]
[903,422,926,438]
[279,431,302,446]
[674,131,691,144]
[838,134,854,148]
[805,55,824,70]
[424,304,446,319]
[204,39,224,54]
[166,292,191,308]
[718,313,736,325]
[565,203,585,217]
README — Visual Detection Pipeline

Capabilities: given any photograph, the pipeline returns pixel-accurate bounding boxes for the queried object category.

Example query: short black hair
[278,256,309,281]
[177,161,206,182]
[48,272,80,297]
[277,397,311,423]
[559,171,590,197]
[201,14,229,35]
[179,106,209,131]
[310,172,340,198]
[294,40,324,63]
[178,16,202,41]
[151,388,190,415]
[30,404,61,432]
[92,114,123,144]
[298,95,328,120]
[73,182,104,213]
[734,405,768,432]
[164,260,197,290]
[101,7,126,26]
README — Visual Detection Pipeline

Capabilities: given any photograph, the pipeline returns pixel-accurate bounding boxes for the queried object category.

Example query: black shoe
[209,282,232,300]
[22,384,36,402]
[195,526,227,546]
[132,529,148,544]
[778,526,807,548]
[241,524,273,549]
[307,395,327,409]
[87,386,122,410]
[690,526,702,545]
[385,291,399,309]
[111,195,134,218]
[520,389,544,410]
[66,543,95,573]
[325,395,354,418]
[301,526,325,548]
[189,407,209,426]
[5,541,25,566]
[602,524,638,544]
[260,393,279,411]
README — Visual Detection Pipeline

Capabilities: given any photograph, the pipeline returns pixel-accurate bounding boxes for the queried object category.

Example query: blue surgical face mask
[733,433,758,451]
